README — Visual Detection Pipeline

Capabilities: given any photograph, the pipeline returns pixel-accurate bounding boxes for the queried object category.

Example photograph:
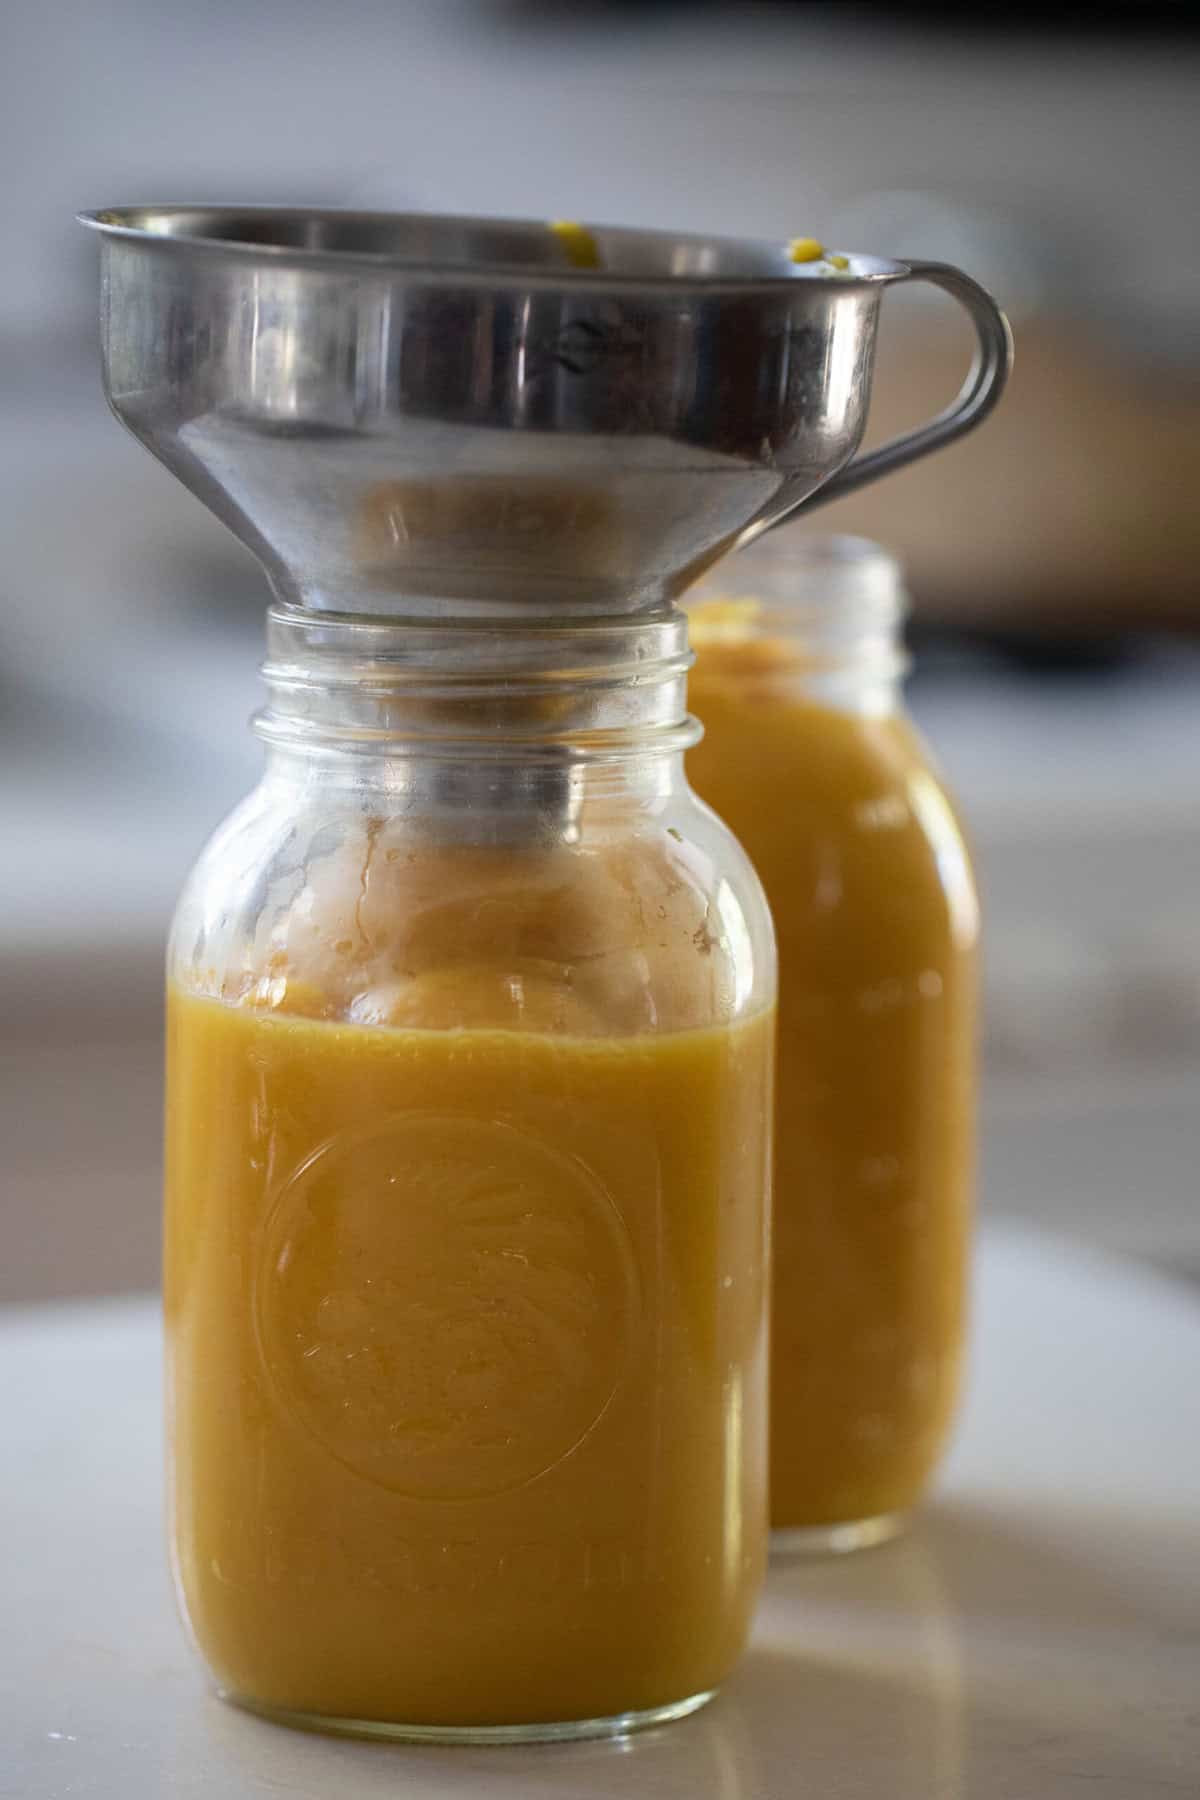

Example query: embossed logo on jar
[256,1115,637,1498]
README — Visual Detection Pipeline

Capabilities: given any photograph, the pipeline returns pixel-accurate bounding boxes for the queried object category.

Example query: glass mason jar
[163,604,775,1741]
[686,535,979,1554]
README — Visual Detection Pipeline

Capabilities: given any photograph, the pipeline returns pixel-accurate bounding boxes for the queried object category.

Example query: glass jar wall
[164,604,775,1740]
[686,536,979,1553]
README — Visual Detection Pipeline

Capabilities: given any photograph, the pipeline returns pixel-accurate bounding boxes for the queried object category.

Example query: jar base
[771,1510,909,1558]
[224,1686,717,1745]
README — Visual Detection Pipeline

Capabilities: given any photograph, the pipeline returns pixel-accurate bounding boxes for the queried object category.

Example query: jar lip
[688,532,907,620]
[265,602,691,673]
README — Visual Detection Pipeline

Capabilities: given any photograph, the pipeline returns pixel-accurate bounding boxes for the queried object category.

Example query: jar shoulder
[170,778,775,1033]
[687,696,978,945]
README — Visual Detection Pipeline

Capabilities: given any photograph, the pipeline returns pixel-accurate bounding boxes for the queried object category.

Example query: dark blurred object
[502,0,1200,31]
[856,1,1198,24]
[906,622,1148,682]
[978,633,1146,679]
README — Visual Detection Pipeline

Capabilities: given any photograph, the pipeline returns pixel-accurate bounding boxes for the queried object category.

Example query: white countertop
[2,1223,1198,1798]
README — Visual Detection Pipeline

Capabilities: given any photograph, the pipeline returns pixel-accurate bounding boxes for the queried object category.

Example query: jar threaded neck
[256,603,700,760]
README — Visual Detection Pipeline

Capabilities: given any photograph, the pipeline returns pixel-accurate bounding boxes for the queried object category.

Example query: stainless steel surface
[81,208,1009,617]
[771,262,1012,521]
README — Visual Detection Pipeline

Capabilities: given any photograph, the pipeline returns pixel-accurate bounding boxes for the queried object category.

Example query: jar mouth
[689,532,906,620]
[684,531,910,694]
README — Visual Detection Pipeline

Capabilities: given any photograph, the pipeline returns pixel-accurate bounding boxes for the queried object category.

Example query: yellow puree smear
[549,224,849,276]
[549,219,601,269]
[788,238,850,272]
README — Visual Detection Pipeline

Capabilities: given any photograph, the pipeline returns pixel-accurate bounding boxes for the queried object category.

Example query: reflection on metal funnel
[82,208,1010,618]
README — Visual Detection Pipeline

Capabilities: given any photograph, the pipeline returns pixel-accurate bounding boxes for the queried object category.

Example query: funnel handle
[755,260,1012,533]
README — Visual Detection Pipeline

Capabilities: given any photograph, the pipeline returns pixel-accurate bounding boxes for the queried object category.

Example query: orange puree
[687,630,978,1531]
[165,966,771,1727]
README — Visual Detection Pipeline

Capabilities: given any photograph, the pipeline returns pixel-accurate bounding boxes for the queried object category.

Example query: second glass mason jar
[164,604,774,1740]
[686,535,979,1553]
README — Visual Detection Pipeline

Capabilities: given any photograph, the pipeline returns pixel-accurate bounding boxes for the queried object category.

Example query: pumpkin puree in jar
[687,615,978,1533]
[165,826,772,1730]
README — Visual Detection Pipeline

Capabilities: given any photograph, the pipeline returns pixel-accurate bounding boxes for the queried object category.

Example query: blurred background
[1,0,1198,1301]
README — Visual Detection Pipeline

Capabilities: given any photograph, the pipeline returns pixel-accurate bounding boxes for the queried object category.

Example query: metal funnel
[81,208,1010,617]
